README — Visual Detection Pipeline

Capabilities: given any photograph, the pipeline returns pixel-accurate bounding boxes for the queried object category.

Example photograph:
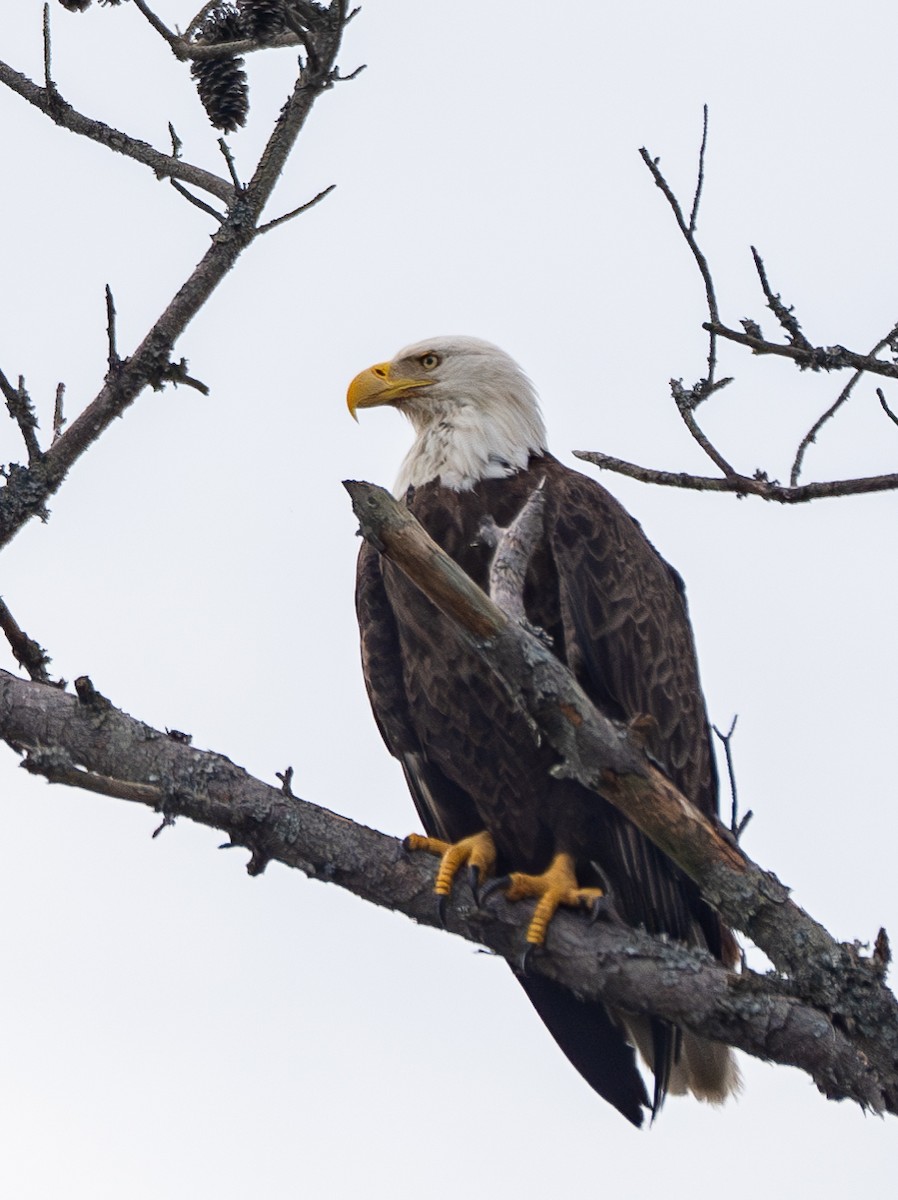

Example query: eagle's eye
[419,353,441,370]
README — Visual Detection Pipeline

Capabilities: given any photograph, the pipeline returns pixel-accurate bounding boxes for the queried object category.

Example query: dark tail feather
[649,1019,681,1121]
[517,972,649,1127]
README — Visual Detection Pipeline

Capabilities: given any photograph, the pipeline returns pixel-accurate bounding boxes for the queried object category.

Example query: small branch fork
[579,114,898,504]
[0,1,351,552]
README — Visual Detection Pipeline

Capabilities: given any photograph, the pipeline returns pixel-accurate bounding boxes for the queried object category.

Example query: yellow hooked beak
[346,361,435,421]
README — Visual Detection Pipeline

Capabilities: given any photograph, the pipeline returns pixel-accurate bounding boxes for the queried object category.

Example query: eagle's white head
[347,335,548,494]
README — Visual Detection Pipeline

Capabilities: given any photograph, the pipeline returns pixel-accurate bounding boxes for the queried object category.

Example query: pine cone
[190,6,249,134]
[58,0,92,12]
[238,0,286,42]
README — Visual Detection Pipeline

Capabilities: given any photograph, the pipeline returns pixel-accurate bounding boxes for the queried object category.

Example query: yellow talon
[404,830,497,896]
[504,852,604,945]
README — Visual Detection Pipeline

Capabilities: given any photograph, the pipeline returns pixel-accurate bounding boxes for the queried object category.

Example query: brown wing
[355,455,734,1123]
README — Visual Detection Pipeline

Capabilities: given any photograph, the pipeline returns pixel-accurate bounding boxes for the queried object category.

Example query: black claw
[589,894,623,926]
[437,893,449,929]
[467,865,482,905]
[518,943,537,975]
[480,874,510,905]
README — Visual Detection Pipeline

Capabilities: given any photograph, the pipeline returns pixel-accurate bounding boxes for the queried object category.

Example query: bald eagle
[349,336,740,1126]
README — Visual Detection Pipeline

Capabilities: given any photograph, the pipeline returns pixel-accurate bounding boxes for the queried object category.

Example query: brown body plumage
[350,338,740,1125]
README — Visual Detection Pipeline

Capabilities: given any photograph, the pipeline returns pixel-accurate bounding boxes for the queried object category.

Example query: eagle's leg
[500,852,604,945]
[404,831,497,901]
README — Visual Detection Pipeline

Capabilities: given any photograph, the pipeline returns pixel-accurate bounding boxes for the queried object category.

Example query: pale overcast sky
[2,2,897,1196]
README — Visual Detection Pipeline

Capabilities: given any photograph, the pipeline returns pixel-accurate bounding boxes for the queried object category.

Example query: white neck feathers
[393,341,548,493]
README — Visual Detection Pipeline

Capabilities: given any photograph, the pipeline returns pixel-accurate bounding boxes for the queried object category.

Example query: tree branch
[342,480,898,1113]
[0,2,351,553]
[572,450,898,502]
[0,59,234,203]
[705,320,898,381]
[0,664,888,1113]
[571,125,898,502]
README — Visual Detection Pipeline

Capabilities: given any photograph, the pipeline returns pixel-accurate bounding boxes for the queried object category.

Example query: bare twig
[42,4,53,94]
[0,61,234,203]
[713,716,751,839]
[877,387,898,428]
[0,369,42,464]
[688,104,709,235]
[130,0,181,50]
[256,183,336,233]
[790,371,863,487]
[639,145,720,326]
[670,378,737,476]
[218,138,242,190]
[573,449,898,503]
[332,63,366,83]
[706,321,898,381]
[750,247,813,350]
[638,138,735,482]
[790,318,898,484]
[170,178,226,221]
[105,285,120,371]
[0,599,52,683]
[53,383,66,442]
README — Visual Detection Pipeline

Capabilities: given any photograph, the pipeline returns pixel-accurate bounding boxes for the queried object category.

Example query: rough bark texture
[0,667,888,1111]
[343,480,898,1114]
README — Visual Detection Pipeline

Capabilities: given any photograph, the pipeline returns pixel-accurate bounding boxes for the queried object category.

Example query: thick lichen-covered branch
[343,479,898,1114]
[0,665,889,1112]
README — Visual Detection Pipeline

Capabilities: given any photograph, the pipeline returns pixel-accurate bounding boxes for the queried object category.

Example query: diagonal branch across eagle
[345,477,898,1109]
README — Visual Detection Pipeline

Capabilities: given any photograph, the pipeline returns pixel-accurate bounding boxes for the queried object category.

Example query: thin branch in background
[169,178,226,221]
[688,103,708,235]
[0,597,52,683]
[0,2,350,552]
[257,183,336,233]
[0,61,235,203]
[704,321,898,380]
[152,357,210,395]
[750,246,812,350]
[639,145,720,328]
[670,377,737,477]
[332,63,366,83]
[713,716,751,839]
[130,0,182,52]
[218,137,243,190]
[0,368,42,464]
[572,448,898,503]
[42,4,53,94]
[790,370,863,486]
[638,135,731,483]
[53,383,66,441]
[878,387,898,428]
[789,317,898,484]
[105,285,120,370]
